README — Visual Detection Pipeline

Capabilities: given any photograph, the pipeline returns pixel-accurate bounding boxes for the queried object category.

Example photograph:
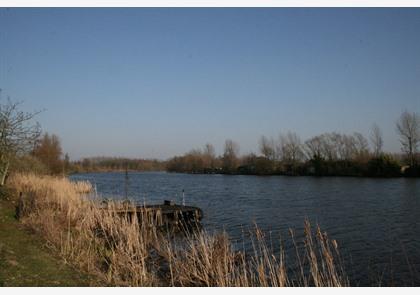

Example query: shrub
[9,155,49,176]
[366,155,401,177]
[0,186,14,200]
[403,165,420,177]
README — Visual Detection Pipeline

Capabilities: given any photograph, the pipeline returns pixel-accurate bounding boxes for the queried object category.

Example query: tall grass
[8,173,348,287]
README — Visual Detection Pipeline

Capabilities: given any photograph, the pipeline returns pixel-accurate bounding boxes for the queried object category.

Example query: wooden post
[182,189,185,206]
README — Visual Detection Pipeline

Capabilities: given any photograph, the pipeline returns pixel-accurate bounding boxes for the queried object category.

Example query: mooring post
[124,164,129,199]
[182,189,185,206]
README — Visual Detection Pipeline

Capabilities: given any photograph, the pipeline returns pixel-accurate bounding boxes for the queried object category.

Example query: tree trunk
[409,137,413,167]
[0,159,9,186]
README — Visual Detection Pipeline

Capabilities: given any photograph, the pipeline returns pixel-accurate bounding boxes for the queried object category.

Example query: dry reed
[8,173,349,287]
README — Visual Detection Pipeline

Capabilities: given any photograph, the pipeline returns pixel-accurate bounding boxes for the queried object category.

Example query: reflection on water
[70,172,420,286]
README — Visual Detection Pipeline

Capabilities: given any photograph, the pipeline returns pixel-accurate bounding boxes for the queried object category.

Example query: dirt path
[0,196,93,286]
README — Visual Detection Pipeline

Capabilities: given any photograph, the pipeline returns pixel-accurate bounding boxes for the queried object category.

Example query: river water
[70,172,420,286]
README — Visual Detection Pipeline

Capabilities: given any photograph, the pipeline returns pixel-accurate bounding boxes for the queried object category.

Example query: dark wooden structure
[109,200,203,229]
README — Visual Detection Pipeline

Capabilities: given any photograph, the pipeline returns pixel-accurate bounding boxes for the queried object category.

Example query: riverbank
[3,173,349,287]
[167,152,420,178]
[0,191,94,286]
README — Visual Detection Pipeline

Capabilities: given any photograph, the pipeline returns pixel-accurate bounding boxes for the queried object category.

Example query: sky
[0,8,419,160]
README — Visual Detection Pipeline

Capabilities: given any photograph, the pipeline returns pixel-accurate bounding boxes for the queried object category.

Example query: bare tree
[279,132,305,163]
[259,135,275,161]
[322,133,339,160]
[64,153,70,174]
[304,135,324,160]
[329,133,358,161]
[308,132,368,161]
[0,98,41,185]
[353,132,370,161]
[204,143,215,158]
[32,133,63,174]
[222,139,240,173]
[370,123,383,157]
[396,111,420,166]
[185,149,205,172]
[203,143,216,169]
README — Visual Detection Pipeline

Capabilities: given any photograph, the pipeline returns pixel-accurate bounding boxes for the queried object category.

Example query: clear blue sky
[1,8,419,160]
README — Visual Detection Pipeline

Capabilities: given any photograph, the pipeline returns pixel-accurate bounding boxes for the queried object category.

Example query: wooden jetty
[108,200,203,229]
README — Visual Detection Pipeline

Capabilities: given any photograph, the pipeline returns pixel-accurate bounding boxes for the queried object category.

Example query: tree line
[167,111,420,177]
[0,97,164,184]
[1,95,419,185]
[71,157,165,173]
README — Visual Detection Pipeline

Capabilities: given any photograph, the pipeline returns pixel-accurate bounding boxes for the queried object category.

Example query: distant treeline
[70,157,166,173]
[5,133,166,176]
[166,111,420,177]
[4,97,418,179]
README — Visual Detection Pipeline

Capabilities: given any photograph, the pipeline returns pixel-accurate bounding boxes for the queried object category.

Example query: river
[70,172,420,286]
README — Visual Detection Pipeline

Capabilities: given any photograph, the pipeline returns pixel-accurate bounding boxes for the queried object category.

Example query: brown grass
[8,173,349,287]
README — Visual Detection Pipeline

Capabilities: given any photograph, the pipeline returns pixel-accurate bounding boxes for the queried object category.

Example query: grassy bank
[0,191,93,286]
[5,173,348,287]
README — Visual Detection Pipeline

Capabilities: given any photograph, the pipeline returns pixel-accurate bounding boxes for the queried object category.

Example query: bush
[9,155,49,176]
[0,184,15,200]
[366,155,401,177]
[306,157,366,176]
[403,165,420,177]
[238,156,275,175]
